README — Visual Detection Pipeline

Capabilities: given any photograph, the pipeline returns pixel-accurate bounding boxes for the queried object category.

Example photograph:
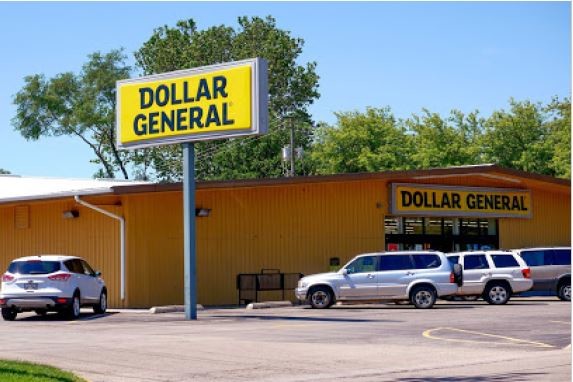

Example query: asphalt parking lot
[0,297,570,382]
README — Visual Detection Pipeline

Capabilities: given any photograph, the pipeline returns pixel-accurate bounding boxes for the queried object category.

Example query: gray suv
[512,247,571,301]
[295,251,462,309]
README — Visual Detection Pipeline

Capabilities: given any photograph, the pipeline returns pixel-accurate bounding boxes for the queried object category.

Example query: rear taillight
[2,274,14,282]
[48,273,72,282]
[450,272,455,283]
[522,268,531,279]
[56,298,68,304]
[0,299,5,305]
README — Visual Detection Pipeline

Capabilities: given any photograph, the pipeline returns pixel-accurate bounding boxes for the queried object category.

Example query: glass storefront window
[404,218,424,234]
[443,219,454,235]
[425,218,442,235]
[384,217,401,234]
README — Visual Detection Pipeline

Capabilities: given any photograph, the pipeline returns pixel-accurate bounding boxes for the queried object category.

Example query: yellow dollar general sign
[391,184,532,218]
[116,58,268,149]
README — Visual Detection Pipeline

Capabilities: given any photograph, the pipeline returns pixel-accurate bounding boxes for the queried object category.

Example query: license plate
[23,281,38,290]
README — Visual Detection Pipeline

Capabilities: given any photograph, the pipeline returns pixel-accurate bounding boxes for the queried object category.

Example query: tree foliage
[309,98,570,179]
[310,107,413,174]
[12,50,131,179]
[134,16,320,181]
[0,169,10,175]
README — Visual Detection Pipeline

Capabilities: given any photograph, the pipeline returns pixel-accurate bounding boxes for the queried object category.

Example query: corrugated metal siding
[499,188,571,248]
[0,200,123,308]
[124,181,387,307]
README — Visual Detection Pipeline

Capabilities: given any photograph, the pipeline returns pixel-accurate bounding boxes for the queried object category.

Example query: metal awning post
[183,142,197,320]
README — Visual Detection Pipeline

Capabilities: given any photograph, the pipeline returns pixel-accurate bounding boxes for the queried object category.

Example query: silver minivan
[512,247,571,301]
[295,251,462,309]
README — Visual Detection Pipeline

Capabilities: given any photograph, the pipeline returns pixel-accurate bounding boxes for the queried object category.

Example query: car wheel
[309,286,333,309]
[484,282,511,305]
[66,293,81,320]
[1,308,17,321]
[35,309,48,316]
[462,295,480,301]
[410,286,437,309]
[93,290,107,314]
[557,282,571,302]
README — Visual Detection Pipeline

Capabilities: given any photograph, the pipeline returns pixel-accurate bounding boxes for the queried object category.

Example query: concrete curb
[149,305,204,314]
[246,301,293,310]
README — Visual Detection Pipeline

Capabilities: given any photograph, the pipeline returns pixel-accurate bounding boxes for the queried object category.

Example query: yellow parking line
[423,327,555,349]
[550,320,571,325]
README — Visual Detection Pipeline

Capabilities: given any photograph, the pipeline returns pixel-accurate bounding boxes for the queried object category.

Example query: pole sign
[390,183,532,218]
[116,58,268,149]
[116,58,268,320]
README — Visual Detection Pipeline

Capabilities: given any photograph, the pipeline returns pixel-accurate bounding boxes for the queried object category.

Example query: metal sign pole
[183,142,197,320]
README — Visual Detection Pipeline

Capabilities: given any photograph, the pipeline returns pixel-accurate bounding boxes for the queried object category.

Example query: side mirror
[94,271,102,278]
[453,264,463,287]
[340,268,348,276]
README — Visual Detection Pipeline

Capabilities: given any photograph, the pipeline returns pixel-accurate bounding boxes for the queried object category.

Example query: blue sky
[0,1,570,178]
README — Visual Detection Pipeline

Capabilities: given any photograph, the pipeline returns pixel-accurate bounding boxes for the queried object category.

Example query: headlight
[298,280,309,289]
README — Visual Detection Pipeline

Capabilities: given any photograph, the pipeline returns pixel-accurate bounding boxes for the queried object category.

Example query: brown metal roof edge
[110,164,570,195]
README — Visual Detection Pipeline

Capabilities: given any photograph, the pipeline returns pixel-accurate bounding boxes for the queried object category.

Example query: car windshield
[8,260,61,275]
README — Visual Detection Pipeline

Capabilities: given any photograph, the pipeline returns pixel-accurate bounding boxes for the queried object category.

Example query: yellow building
[0,164,570,308]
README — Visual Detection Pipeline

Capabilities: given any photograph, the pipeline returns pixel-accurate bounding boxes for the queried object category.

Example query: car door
[64,259,87,299]
[378,255,415,298]
[338,255,379,299]
[79,260,101,302]
[460,254,491,295]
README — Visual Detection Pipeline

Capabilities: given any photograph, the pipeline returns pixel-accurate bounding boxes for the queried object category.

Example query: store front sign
[116,58,267,149]
[391,184,532,218]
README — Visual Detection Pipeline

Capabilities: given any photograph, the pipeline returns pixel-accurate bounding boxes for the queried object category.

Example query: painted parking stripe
[549,320,570,325]
[423,327,555,349]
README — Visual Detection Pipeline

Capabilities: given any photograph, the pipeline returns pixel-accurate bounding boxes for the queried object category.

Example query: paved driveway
[0,297,570,381]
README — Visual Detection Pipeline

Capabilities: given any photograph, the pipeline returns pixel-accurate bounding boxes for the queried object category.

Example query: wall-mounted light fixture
[195,208,211,217]
[63,210,80,219]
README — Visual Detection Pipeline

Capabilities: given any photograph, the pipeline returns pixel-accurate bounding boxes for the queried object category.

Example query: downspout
[74,195,126,301]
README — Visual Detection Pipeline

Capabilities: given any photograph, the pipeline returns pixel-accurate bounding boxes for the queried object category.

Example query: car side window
[64,260,82,274]
[491,255,519,268]
[464,255,489,270]
[345,256,378,274]
[80,260,95,276]
[379,255,414,271]
[520,251,545,266]
[413,254,441,269]
[552,249,571,266]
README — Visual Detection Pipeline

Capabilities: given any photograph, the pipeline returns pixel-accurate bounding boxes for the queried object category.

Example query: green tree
[0,168,10,174]
[544,97,571,178]
[309,107,413,174]
[12,50,131,179]
[482,99,554,176]
[134,16,320,181]
[406,109,483,168]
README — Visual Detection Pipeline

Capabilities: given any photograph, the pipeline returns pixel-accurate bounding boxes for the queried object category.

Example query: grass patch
[0,359,87,382]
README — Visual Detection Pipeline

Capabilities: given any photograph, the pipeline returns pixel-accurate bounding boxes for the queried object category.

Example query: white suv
[295,251,462,309]
[0,255,107,321]
[447,251,532,305]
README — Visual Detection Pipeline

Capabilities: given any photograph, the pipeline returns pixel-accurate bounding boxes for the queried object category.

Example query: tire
[1,308,17,321]
[557,282,571,302]
[93,290,107,314]
[308,286,334,309]
[66,292,81,320]
[484,282,511,305]
[410,286,437,309]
